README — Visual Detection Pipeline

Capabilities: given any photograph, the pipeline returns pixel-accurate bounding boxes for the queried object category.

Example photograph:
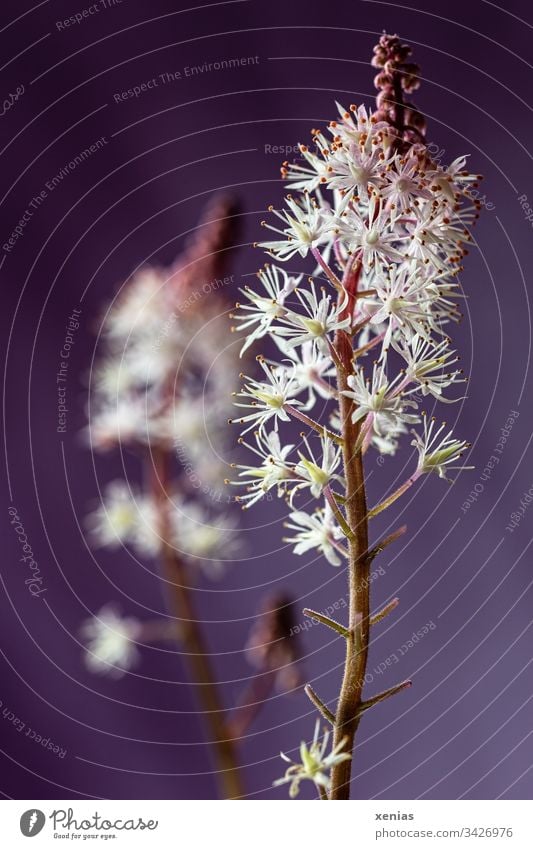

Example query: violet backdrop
[1,0,533,800]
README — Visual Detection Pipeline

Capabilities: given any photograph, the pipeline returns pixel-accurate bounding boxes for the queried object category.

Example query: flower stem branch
[368,476,419,518]
[370,597,400,626]
[355,679,412,719]
[311,247,343,291]
[323,484,354,540]
[283,404,343,445]
[304,684,336,725]
[302,608,349,638]
[367,525,407,561]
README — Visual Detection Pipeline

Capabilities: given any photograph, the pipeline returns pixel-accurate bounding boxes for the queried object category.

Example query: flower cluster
[83,196,244,672]
[229,35,478,796]
[81,604,180,677]
[88,197,239,466]
[86,481,238,575]
[229,96,476,548]
[81,605,141,677]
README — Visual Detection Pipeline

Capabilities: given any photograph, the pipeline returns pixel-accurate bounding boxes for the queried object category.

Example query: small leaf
[302,608,349,638]
[370,597,400,626]
[304,684,336,725]
[356,679,411,719]
[366,525,407,562]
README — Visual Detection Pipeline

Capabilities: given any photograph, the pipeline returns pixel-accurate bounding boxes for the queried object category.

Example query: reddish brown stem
[330,260,371,800]
[150,448,244,800]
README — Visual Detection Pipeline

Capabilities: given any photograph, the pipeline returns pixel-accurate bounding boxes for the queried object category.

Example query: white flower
[335,194,406,268]
[152,396,207,448]
[81,605,141,677]
[89,400,151,450]
[326,142,388,200]
[231,265,301,355]
[381,154,432,213]
[400,334,465,401]
[260,193,329,261]
[281,137,331,192]
[368,263,437,348]
[284,504,344,566]
[343,364,419,437]
[275,341,336,410]
[427,155,480,204]
[370,420,407,456]
[406,207,469,271]
[126,326,185,387]
[411,415,472,481]
[273,720,351,797]
[171,501,239,577]
[328,103,390,153]
[231,359,302,434]
[91,357,136,398]
[292,429,343,500]
[228,430,295,508]
[274,281,350,354]
[86,481,161,556]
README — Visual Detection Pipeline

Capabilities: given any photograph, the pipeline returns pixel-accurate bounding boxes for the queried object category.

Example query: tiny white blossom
[275,341,336,410]
[326,143,388,201]
[284,504,345,566]
[231,359,302,434]
[260,194,329,261]
[343,364,419,437]
[273,721,351,797]
[126,327,185,387]
[86,481,161,556]
[81,605,141,677]
[427,155,480,204]
[328,103,391,152]
[335,194,406,268]
[171,501,239,577]
[406,207,470,271]
[368,263,437,348]
[292,429,343,500]
[89,400,151,449]
[381,154,432,214]
[370,420,408,456]
[227,430,296,508]
[281,137,331,192]
[400,334,465,401]
[91,358,136,398]
[412,415,472,481]
[231,265,301,355]
[274,281,350,354]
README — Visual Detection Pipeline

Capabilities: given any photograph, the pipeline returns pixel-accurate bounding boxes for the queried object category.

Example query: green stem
[368,476,419,518]
[283,404,343,445]
[323,484,354,540]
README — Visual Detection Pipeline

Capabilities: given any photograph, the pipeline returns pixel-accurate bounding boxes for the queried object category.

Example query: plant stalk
[329,260,371,801]
[150,448,244,800]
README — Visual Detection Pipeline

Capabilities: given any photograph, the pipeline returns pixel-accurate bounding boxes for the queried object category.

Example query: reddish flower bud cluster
[372,32,426,148]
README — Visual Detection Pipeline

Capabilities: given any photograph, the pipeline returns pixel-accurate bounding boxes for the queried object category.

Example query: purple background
[1,0,533,800]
